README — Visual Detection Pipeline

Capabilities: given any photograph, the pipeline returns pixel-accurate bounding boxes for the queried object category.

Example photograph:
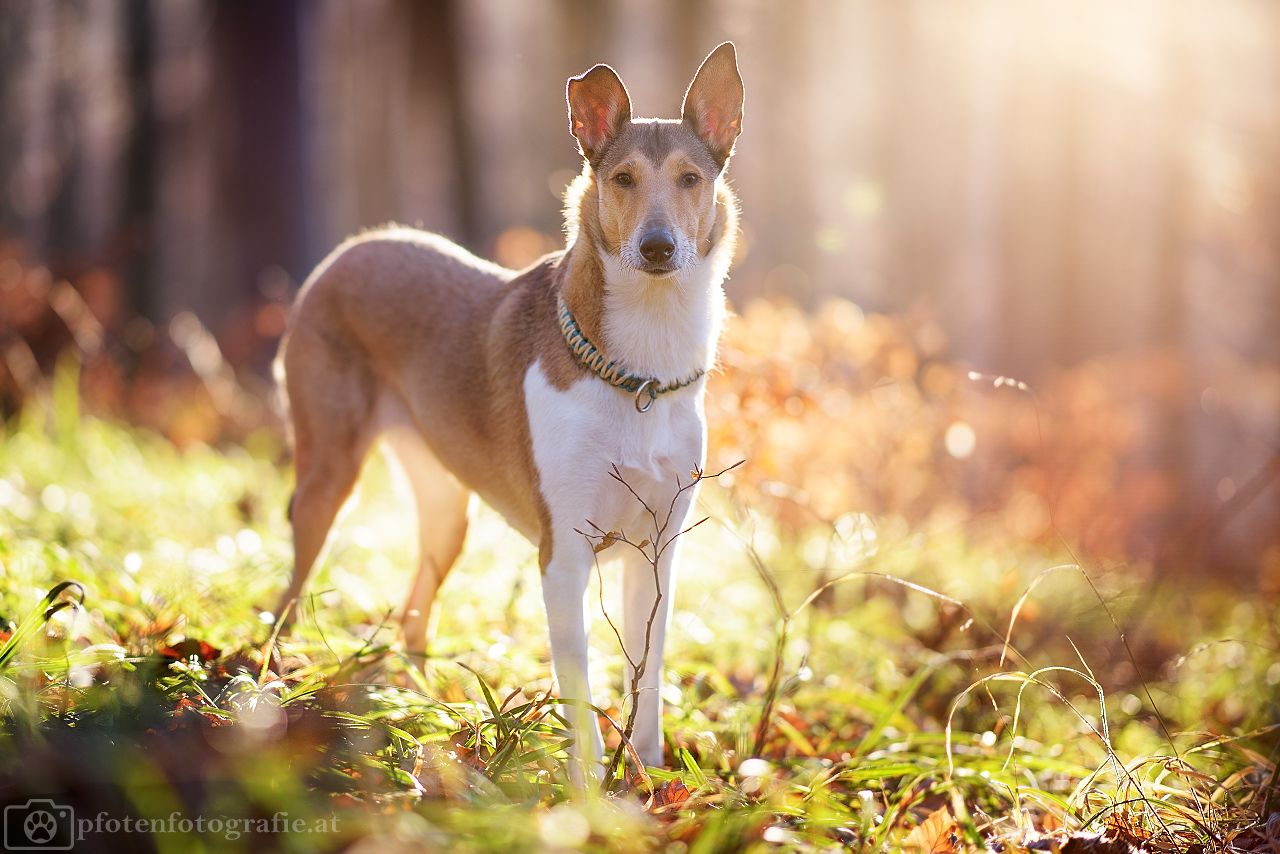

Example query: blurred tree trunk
[948,0,1010,371]
[297,0,472,264]
[208,0,305,310]
[2,0,58,260]
[406,0,474,250]
[149,0,217,327]
[741,0,814,305]
[121,0,159,320]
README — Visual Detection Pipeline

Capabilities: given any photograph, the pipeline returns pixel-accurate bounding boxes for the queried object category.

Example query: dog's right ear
[567,64,632,163]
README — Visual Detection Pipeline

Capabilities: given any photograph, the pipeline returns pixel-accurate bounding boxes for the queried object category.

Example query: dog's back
[277,228,564,541]
[281,228,512,413]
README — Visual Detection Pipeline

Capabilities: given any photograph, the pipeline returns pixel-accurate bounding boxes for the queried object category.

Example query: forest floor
[0,377,1276,854]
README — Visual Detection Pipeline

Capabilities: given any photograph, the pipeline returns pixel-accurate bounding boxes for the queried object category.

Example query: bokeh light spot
[945,421,977,459]
[41,484,67,514]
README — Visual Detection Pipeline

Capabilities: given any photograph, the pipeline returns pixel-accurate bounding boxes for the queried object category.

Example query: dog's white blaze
[600,250,727,385]
[525,360,706,543]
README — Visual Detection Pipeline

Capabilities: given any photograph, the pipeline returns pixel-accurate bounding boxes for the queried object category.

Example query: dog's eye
[614,173,634,187]
[681,172,701,187]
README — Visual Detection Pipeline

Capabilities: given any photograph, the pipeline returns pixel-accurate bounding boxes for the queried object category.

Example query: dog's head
[566,43,743,278]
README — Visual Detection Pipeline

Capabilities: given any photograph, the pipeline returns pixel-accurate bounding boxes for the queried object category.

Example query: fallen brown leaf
[903,806,957,853]
[158,638,221,663]
[649,779,692,811]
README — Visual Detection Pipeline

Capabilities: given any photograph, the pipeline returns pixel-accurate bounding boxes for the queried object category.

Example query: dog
[274,43,743,780]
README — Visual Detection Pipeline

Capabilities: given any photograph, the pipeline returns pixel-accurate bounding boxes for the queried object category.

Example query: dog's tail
[271,317,296,451]
[272,341,297,528]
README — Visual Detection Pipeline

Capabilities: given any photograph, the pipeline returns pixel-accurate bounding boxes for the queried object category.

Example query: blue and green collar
[556,291,705,413]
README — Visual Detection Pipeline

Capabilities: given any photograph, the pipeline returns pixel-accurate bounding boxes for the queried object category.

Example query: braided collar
[556,291,705,413]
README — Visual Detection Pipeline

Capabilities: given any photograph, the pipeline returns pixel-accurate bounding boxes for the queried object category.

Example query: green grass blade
[851,658,938,759]
[0,581,84,671]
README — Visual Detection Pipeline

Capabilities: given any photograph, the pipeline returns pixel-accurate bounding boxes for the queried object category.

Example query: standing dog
[275,43,743,778]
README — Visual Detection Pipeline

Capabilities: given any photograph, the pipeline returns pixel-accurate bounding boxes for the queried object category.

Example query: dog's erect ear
[682,42,744,169]
[567,64,632,163]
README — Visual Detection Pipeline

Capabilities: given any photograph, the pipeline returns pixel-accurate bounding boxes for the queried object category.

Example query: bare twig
[574,462,740,788]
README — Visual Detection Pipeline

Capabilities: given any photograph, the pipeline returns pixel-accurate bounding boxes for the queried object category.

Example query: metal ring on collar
[634,379,656,413]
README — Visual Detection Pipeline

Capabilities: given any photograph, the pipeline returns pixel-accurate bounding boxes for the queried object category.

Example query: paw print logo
[22,811,57,844]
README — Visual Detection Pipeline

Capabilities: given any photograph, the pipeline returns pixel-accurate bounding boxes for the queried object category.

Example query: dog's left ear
[682,42,744,169]
[568,64,632,164]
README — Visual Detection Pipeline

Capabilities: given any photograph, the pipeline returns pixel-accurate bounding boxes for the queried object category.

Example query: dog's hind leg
[276,352,376,626]
[382,425,470,662]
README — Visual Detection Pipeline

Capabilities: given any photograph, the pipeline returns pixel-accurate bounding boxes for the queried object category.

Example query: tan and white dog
[274,43,743,777]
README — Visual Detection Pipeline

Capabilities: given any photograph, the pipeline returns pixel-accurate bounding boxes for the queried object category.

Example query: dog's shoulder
[488,252,595,395]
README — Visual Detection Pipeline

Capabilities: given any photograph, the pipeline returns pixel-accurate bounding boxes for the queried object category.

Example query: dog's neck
[557,177,736,387]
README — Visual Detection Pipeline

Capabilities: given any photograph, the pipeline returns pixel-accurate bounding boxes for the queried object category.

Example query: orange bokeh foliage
[707,298,1201,564]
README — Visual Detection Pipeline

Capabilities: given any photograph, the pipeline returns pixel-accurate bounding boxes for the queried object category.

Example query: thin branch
[576,463,738,788]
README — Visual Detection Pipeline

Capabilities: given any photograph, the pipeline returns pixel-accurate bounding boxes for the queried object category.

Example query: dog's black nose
[639,230,676,264]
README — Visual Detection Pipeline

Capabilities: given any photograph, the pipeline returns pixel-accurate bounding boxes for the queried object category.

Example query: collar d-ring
[634,379,656,413]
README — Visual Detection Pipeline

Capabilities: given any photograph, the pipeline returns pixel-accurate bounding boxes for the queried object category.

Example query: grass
[0,367,1276,852]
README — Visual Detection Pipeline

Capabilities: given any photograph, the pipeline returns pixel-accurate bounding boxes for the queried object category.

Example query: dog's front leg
[542,541,606,787]
[621,488,695,768]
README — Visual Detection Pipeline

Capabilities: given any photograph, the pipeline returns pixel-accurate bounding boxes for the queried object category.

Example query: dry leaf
[593,532,621,553]
[158,638,221,663]
[649,779,692,811]
[903,806,957,853]
[170,696,232,728]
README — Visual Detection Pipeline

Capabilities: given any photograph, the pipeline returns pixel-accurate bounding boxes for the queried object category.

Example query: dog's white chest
[524,362,706,542]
